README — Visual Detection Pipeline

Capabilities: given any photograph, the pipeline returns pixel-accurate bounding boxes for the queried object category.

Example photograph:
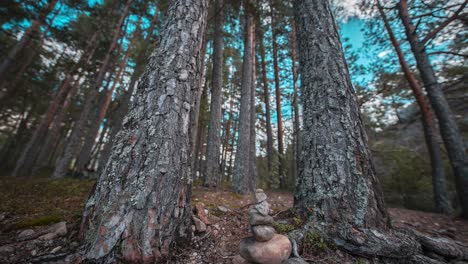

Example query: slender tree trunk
[79,0,209,262]
[0,0,58,88]
[270,1,286,189]
[75,19,141,175]
[228,118,239,179]
[290,18,301,182]
[221,96,234,177]
[52,0,132,178]
[398,0,468,218]
[376,0,451,214]
[233,2,255,194]
[203,0,225,187]
[259,27,274,182]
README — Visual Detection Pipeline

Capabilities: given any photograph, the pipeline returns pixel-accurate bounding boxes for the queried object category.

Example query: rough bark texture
[270,0,286,189]
[52,0,132,179]
[79,0,209,262]
[233,3,255,194]
[290,18,301,182]
[292,1,468,262]
[249,32,257,190]
[376,1,451,215]
[259,27,274,182]
[397,0,468,218]
[203,0,225,187]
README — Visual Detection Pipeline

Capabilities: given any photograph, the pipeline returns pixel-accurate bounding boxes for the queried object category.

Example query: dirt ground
[0,179,467,263]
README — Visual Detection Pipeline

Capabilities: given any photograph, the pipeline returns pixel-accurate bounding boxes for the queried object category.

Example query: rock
[39,232,57,241]
[195,203,211,225]
[218,206,230,213]
[0,245,13,253]
[31,249,37,256]
[255,192,267,203]
[255,189,264,193]
[18,229,35,239]
[252,225,276,242]
[232,254,250,264]
[240,234,292,264]
[50,246,62,254]
[253,201,270,216]
[284,257,309,264]
[48,221,67,236]
[70,242,79,249]
[193,216,207,232]
[249,212,274,226]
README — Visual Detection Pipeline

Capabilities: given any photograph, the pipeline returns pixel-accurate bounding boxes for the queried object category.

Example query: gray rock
[18,229,35,239]
[255,192,267,203]
[48,221,67,236]
[249,212,274,226]
[193,216,207,232]
[284,257,309,264]
[218,206,230,213]
[255,189,264,193]
[252,225,276,242]
[240,234,292,264]
[50,246,62,254]
[39,232,57,241]
[0,245,14,253]
[253,201,269,216]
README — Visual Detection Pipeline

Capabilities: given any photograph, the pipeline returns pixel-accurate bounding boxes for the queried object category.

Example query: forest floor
[0,177,467,263]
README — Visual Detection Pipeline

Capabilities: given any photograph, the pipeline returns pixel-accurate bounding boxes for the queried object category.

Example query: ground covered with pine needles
[0,177,467,263]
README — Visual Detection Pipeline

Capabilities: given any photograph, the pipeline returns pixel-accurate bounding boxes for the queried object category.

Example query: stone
[195,203,211,225]
[232,254,250,264]
[240,234,292,264]
[18,229,35,239]
[0,245,14,253]
[255,189,264,193]
[48,221,67,236]
[255,192,267,203]
[284,257,309,264]
[252,225,276,242]
[218,206,230,213]
[31,249,37,256]
[39,232,57,241]
[253,201,269,216]
[193,216,207,232]
[249,212,274,226]
[50,246,62,254]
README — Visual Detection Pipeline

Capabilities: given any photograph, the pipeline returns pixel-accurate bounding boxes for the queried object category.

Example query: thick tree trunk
[259,27,274,182]
[290,18,301,182]
[0,0,58,88]
[233,2,255,194]
[292,1,468,262]
[79,0,209,262]
[376,0,451,215]
[397,0,468,218]
[249,33,257,190]
[203,0,225,187]
[270,1,286,189]
[52,0,132,179]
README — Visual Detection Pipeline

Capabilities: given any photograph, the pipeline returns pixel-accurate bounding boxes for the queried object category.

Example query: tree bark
[203,0,225,187]
[397,0,468,218]
[0,0,58,88]
[259,26,274,182]
[249,31,257,190]
[270,0,286,189]
[79,0,209,262]
[376,0,451,215]
[290,18,301,182]
[233,2,255,194]
[52,0,132,178]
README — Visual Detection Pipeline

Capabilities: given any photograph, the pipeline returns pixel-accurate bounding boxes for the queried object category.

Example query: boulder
[39,232,57,241]
[252,225,275,242]
[240,234,292,264]
[249,212,274,226]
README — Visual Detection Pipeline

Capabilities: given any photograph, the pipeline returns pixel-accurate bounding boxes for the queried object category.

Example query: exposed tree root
[289,223,468,264]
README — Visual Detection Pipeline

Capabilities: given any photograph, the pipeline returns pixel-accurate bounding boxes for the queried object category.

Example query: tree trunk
[52,0,132,179]
[0,0,58,88]
[233,2,255,194]
[397,0,468,218]
[221,96,234,178]
[270,0,286,189]
[376,0,451,214]
[249,32,257,190]
[78,0,209,262]
[290,19,301,183]
[259,26,274,183]
[203,0,225,187]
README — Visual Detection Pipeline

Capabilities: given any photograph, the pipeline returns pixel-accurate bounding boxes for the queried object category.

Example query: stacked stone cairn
[237,189,292,264]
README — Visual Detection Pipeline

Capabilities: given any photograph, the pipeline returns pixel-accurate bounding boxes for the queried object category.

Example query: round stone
[252,225,276,242]
[253,201,269,216]
[255,192,267,203]
[249,212,274,226]
[240,234,292,264]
